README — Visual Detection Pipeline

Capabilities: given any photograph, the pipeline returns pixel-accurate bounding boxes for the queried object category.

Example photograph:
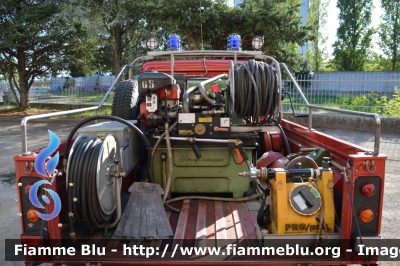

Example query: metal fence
[282,71,400,117]
[1,75,116,105]
[1,72,400,117]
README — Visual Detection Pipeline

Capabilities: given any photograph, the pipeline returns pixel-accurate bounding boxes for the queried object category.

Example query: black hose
[233,59,279,122]
[272,119,291,155]
[69,137,112,230]
[63,115,153,236]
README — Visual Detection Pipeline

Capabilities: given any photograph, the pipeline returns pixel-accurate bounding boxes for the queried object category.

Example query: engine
[138,71,229,135]
[138,71,181,128]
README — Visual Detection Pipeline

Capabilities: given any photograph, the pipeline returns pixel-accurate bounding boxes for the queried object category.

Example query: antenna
[199,0,204,50]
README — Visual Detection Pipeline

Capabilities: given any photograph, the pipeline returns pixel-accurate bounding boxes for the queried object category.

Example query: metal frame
[24,49,381,156]
[280,63,381,155]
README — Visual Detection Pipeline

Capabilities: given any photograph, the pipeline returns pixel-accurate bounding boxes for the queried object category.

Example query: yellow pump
[269,169,335,234]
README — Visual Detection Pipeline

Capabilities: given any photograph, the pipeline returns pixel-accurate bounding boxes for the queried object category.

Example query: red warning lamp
[360,182,376,197]
[24,183,33,196]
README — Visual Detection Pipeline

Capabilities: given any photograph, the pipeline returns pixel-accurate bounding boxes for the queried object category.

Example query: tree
[332,0,374,71]
[0,0,78,109]
[307,0,329,71]
[62,0,148,77]
[364,52,392,71]
[143,0,310,70]
[92,0,148,76]
[0,60,21,107]
[51,27,108,77]
[143,0,229,50]
[378,0,400,71]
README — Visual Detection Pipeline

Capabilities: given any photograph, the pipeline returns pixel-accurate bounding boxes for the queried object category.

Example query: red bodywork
[141,60,238,76]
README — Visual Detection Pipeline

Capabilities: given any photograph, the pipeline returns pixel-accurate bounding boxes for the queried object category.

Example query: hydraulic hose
[63,115,152,237]
[162,123,173,203]
[285,156,319,170]
[233,59,279,122]
[151,121,178,158]
[273,119,291,155]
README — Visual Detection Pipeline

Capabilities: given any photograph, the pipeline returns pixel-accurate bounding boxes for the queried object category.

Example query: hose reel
[66,134,122,230]
[229,59,279,122]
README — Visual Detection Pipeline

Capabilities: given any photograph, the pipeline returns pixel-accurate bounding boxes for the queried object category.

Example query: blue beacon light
[227,33,241,51]
[168,34,181,51]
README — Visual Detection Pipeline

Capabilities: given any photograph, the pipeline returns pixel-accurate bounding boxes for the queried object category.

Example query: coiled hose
[68,137,113,230]
[63,115,152,238]
[233,59,279,122]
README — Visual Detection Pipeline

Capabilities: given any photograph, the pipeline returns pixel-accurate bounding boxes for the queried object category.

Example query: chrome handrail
[21,64,137,154]
[280,63,381,155]
[98,64,133,108]
[21,106,98,154]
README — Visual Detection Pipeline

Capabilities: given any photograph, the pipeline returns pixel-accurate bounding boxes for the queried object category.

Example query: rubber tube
[162,123,173,203]
[233,60,279,121]
[285,156,319,170]
[63,115,153,237]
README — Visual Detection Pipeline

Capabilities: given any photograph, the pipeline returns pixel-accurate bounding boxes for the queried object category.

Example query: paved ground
[0,119,399,265]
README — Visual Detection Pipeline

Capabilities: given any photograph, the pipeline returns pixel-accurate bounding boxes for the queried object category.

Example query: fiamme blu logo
[30,130,62,221]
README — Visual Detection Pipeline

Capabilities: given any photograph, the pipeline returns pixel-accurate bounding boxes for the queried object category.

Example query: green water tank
[152,145,253,198]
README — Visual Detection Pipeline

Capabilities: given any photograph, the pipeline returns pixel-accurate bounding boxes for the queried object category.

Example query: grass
[0,104,112,119]
[55,106,112,119]
[49,91,114,104]
[282,92,400,117]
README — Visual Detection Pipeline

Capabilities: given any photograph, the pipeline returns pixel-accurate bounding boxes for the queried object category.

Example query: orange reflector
[27,208,41,223]
[360,182,376,197]
[358,207,374,223]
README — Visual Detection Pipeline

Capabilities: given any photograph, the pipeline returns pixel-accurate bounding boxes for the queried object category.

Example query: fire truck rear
[13,34,386,265]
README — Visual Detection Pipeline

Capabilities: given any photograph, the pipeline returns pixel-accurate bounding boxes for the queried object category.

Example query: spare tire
[111,80,139,120]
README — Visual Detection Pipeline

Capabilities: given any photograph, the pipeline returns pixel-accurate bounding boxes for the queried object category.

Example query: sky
[323,0,383,56]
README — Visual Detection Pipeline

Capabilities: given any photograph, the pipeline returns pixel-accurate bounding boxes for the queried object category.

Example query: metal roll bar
[21,50,288,154]
[280,63,381,155]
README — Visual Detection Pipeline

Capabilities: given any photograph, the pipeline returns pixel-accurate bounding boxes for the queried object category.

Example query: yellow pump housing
[269,169,335,234]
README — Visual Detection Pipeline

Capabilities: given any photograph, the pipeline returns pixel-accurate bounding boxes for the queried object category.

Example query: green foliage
[383,86,400,116]
[0,0,80,108]
[283,90,400,116]
[364,52,394,71]
[62,0,149,76]
[378,1,400,71]
[350,95,370,109]
[337,95,350,105]
[332,0,374,71]
[143,0,229,50]
[53,27,107,77]
[344,92,387,112]
[142,0,310,69]
[306,0,329,71]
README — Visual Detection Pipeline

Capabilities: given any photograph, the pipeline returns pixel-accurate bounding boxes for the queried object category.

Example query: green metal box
[152,146,253,198]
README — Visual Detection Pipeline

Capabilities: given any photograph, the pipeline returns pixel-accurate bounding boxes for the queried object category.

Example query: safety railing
[280,63,381,155]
